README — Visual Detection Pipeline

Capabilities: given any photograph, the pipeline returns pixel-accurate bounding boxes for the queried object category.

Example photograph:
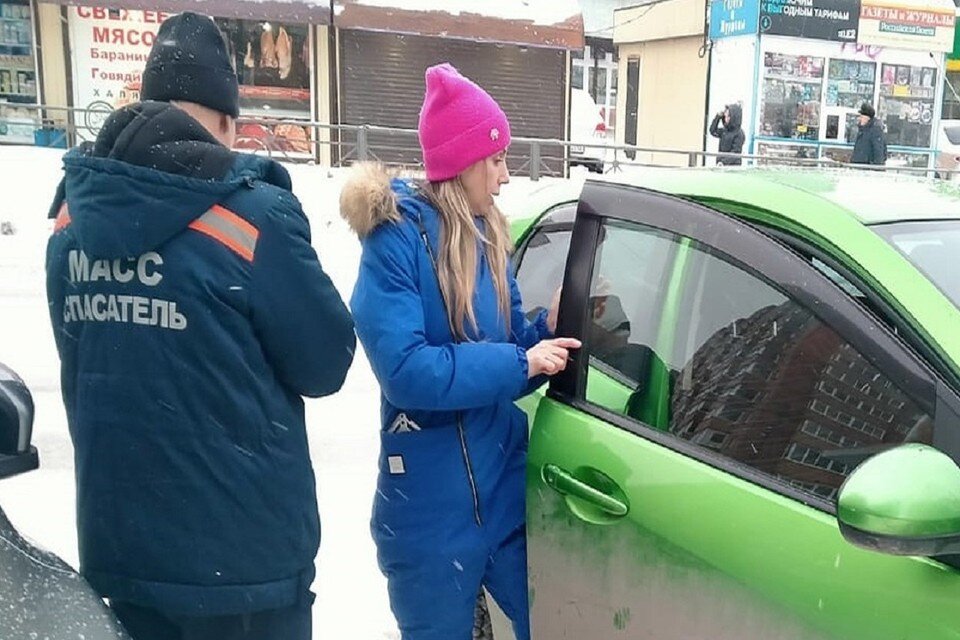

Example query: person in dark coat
[851,102,887,166]
[709,103,746,166]
[45,12,355,640]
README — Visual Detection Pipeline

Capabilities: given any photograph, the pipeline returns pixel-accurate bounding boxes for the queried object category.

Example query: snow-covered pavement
[0,146,575,638]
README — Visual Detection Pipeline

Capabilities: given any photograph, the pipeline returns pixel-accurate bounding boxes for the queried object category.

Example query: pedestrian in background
[851,102,887,167]
[710,103,746,166]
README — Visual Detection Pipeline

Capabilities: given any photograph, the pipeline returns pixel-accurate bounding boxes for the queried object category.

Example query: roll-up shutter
[338,30,566,175]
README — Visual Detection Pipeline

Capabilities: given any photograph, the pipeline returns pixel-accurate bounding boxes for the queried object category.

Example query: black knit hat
[859,103,876,118]
[141,12,239,118]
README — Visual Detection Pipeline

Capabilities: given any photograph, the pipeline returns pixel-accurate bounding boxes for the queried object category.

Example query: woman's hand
[526,337,582,378]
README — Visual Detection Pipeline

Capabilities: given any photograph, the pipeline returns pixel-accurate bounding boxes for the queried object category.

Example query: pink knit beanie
[418,63,512,182]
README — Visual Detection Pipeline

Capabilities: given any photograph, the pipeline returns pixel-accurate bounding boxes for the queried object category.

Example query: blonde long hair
[423,176,513,342]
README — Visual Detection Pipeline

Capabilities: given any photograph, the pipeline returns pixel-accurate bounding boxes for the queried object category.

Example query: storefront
[30,0,583,165]
[708,0,956,167]
[0,0,40,144]
[66,6,315,153]
[332,0,583,171]
[42,0,331,150]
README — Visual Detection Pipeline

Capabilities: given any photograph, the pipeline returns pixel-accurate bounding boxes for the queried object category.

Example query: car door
[514,202,663,419]
[525,181,960,640]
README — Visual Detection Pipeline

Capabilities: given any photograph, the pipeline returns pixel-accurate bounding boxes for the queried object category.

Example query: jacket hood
[59,101,293,259]
[726,103,743,130]
[339,162,406,238]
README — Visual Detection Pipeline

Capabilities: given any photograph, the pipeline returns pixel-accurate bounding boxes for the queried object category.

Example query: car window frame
[549,180,955,515]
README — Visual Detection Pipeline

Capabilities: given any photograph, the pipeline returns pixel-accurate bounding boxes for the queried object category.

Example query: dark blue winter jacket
[343,168,551,559]
[45,102,355,616]
[851,117,888,166]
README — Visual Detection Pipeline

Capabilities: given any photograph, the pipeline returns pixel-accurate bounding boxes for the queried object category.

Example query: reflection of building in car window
[669,301,931,500]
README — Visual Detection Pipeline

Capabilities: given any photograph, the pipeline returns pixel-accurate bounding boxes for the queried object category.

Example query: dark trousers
[111,598,312,640]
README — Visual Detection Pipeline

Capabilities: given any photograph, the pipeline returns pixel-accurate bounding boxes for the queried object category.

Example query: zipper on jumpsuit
[417,213,483,527]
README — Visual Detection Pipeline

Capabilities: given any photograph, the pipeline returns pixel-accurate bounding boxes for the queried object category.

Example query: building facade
[0,0,585,171]
[613,0,711,167]
[708,0,956,168]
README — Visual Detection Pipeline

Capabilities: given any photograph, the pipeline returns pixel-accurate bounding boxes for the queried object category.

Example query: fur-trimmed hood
[339,163,405,238]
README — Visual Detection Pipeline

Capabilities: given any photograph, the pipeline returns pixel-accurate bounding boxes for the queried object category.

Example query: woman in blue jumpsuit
[341,63,580,640]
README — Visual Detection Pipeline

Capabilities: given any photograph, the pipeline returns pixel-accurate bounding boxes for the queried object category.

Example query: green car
[509,169,960,640]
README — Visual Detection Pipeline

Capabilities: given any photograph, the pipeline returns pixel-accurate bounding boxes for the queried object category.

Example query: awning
[38,0,333,24]
[333,0,584,49]
[859,0,956,52]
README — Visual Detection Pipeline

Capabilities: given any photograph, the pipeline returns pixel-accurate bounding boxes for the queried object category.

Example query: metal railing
[3,103,958,181]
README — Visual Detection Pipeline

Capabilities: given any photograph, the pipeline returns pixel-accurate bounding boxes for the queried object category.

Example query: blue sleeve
[352,222,529,411]
[250,196,356,398]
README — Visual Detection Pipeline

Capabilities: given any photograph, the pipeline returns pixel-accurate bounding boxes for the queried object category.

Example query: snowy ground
[0,146,578,638]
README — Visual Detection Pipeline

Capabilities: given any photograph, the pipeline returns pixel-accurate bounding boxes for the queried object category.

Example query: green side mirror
[837,443,960,556]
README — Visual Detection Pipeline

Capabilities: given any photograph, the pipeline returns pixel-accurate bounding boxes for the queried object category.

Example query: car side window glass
[585,219,934,502]
[515,228,572,319]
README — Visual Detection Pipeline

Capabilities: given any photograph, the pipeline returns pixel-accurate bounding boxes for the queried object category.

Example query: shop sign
[67,7,168,141]
[759,0,861,42]
[858,0,956,52]
[710,0,761,39]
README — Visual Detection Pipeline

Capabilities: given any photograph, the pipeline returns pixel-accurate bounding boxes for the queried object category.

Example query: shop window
[0,0,34,102]
[0,0,37,144]
[879,63,936,148]
[887,150,932,169]
[826,59,876,110]
[215,19,312,155]
[759,53,824,141]
[589,67,608,107]
[821,146,853,164]
[943,70,960,121]
[216,19,311,119]
[756,142,818,165]
[572,64,584,90]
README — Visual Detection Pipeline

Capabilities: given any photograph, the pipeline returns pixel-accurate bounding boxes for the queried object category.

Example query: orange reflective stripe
[188,218,255,262]
[210,204,259,241]
[189,205,259,261]
[53,202,71,232]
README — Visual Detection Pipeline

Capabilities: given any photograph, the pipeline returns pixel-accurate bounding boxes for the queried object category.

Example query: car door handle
[542,464,629,517]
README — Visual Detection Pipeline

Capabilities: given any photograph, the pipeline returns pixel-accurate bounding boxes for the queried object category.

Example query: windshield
[873,220,960,309]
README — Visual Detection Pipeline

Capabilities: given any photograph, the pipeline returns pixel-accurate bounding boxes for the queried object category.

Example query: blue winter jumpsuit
[349,178,552,640]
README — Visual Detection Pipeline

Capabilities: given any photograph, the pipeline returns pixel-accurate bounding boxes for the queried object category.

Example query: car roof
[509,167,960,383]
[607,166,960,225]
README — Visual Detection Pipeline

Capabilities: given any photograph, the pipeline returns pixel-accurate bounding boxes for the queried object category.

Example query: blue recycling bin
[34,125,68,149]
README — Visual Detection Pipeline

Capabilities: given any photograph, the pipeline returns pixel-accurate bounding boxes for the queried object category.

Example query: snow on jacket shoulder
[341,163,550,414]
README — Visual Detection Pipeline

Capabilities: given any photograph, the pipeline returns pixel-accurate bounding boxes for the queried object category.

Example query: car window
[873,220,960,311]
[946,125,960,146]
[584,219,934,502]
[515,227,572,317]
[586,223,675,385]
[515,204,578,317]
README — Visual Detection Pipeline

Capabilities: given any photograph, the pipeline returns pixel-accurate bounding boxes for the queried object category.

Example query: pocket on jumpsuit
[372,425,472,562]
